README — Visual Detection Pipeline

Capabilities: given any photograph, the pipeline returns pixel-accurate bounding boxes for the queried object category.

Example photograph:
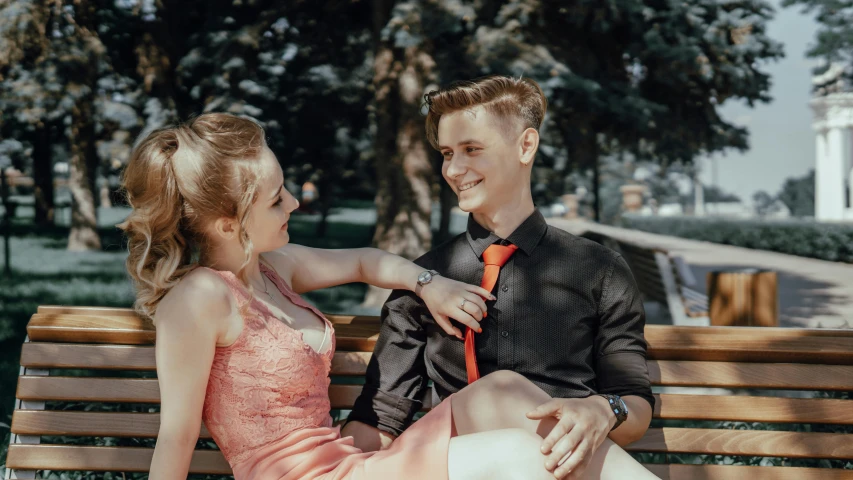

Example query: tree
[0,0,111,247]
[782,0,853,94]
[777,169,816,217]
[783,0,853,65]
[0,0,58,226]
[97,0,375,231]
[704,185,741,203]
[752,190,777,216]
[467,0,783,221]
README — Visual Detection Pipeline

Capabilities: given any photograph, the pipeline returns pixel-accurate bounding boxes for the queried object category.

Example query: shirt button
[501,285,508,292]
[501,331,509,338]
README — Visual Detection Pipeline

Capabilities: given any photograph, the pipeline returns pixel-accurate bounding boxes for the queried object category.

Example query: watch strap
[596,394,627,431]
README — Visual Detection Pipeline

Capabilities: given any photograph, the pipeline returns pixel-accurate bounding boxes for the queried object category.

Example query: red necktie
[465,243,518,383]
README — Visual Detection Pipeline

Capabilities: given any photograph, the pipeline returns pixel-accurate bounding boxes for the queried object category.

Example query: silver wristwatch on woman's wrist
[415,270,440,297]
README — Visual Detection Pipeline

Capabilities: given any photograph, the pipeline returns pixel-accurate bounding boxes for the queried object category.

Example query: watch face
[418,271,432,284]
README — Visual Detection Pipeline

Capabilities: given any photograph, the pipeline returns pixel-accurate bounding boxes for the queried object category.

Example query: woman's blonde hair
[118,113,268,320]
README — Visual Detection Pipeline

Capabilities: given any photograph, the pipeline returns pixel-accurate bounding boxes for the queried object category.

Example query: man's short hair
[424,75,548,150]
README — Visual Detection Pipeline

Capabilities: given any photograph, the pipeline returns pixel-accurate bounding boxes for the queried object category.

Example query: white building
[810,65,853,222]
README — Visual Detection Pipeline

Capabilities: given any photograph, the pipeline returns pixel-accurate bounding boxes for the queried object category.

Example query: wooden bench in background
[6,306,853,479]
[581,232,710,326]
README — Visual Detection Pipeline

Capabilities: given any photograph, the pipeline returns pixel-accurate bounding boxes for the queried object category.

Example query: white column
[693,172,705,216]
[815,129,830,220]
[847,164,853,216]
[817,127,847,221]
[847,127,853,213]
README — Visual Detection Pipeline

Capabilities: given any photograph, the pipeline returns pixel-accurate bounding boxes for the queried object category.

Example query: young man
[344,76,655,479]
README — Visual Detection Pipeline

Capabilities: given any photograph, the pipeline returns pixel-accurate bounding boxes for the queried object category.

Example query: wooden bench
[581,232,710,326]
[6,306,853,479]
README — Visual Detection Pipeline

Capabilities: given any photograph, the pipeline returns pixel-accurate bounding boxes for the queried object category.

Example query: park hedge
[621,215,853,263]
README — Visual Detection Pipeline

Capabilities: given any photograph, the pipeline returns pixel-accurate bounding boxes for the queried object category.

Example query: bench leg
[5,337,46,480]
[5,468,37,479]
[654,252,710,326]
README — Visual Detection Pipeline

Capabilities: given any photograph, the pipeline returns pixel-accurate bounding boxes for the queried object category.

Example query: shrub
[621,216,853,263]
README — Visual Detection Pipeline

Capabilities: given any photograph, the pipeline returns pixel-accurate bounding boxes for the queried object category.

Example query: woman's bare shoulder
[154,267,235,334]
[260,247,299,283]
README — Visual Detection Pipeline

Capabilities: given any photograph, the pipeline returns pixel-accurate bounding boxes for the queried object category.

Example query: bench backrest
[7,306,853,479]
[580,232,670,304]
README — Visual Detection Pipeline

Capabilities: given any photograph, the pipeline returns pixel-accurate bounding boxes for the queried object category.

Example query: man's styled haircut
[424,75,548,150]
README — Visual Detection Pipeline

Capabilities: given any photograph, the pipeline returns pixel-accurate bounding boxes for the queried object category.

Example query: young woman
[120,113,659,480]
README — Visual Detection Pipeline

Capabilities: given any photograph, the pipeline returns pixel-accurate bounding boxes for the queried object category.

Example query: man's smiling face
[437,106,527,215]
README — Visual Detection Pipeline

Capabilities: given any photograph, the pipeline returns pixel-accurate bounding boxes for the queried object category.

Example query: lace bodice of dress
[201,265,336,467]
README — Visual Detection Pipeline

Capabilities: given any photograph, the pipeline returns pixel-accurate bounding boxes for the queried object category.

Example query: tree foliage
[777,168,816,217]
[1,0,782,251]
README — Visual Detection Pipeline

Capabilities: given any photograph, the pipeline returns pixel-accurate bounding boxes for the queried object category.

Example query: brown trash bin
[707,269,778,327]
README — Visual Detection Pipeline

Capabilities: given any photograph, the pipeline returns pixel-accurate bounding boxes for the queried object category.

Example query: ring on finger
[460,299,467,309]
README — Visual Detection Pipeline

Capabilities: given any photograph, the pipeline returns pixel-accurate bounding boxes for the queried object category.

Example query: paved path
[548,218,853,329]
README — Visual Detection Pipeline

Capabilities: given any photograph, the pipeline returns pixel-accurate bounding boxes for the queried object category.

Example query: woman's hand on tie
[419,277,493,340]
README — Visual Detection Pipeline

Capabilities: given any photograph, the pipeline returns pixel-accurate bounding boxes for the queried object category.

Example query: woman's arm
[148,269,233,479]
[266,245,434,292]
[264,245,493,338]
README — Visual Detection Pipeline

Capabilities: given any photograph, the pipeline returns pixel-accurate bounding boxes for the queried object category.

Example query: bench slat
[27,314,156,345]
[6,444,232,475]
[15,376,853,429]
[34,306,379,325]
[20,343,373,376]
[11,394,852,440]
[655,394,853,424]
[21,343,853,391]
[644,464,853,480]
[26,314,379,351]
[627,427,853,459]
[11,410,213,438]
[17,376,161,403]
[27,313,853,363]
[15,378,429,410]
[37,306,140,317]
[651,361,853,391]
[644,325,853,364]
[10,428,848,466]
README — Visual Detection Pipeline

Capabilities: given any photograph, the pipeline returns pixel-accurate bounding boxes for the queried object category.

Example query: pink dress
[201,265,454,480]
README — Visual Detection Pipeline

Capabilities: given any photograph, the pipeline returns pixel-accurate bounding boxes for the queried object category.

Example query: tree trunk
[67,99,101,251]
[315,176,332,238]
[65,0,103,251]
[31,123,55,226]
[592,156,601,222]
[437,177,455,243]
[566,132,600,222]
[363,0,437,308]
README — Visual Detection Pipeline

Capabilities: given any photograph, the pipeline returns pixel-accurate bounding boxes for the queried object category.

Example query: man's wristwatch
[596,394,628,431]
[415,270,440,297]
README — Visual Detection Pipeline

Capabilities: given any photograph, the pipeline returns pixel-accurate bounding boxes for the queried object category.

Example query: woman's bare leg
[447,428,554,480]
[449,370,659,479]
[450,370,556,437]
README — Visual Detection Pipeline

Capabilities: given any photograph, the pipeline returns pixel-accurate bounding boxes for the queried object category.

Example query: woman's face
[244,148,299,253]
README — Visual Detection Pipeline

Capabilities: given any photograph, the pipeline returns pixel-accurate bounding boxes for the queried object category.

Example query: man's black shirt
[348,210,653,437]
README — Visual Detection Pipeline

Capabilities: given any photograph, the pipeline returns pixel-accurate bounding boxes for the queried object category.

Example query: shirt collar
[465,209,548,258]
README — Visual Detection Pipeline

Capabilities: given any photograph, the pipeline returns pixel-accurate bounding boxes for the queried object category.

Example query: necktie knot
[483,243,518,267]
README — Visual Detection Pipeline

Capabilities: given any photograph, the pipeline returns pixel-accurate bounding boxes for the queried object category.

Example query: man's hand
[340,420,397,453]
[526,396,615,479]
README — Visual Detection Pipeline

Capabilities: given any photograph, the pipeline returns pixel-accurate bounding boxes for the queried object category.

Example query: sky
[695,0,821,201]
